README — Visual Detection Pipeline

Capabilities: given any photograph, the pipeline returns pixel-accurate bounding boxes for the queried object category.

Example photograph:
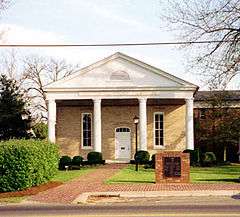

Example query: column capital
[93,98,102,103]
[48,99,56,103]
[185,97,194,102]
[138,98,147,103]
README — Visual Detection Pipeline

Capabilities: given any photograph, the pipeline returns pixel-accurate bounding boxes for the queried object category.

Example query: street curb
[72,190,240,204]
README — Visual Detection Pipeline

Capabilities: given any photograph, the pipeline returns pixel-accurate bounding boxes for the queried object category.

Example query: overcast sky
[0,0,239,90]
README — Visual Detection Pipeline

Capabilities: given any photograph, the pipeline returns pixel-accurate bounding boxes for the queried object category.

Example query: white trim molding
[185,98,194,150]
[81,112,93,150]
[139,98,147,151]
[93,98,102,152]
[153,111,165,150]
[48,99,56,143]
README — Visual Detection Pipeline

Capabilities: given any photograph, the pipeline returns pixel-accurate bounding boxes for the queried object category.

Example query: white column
[139,98,147,151]
[93,99,102,152]
[48,99,56,143]
[185,98,194,150]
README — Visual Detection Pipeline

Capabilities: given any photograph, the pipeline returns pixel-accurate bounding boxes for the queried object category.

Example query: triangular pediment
[44,52,197,90]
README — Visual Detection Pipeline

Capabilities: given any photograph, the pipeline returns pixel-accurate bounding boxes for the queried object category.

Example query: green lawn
[106,165,155,184]
[51,167,95,183]
[0,196,26,204]
[106,164,240,184]
[191,165,240,183]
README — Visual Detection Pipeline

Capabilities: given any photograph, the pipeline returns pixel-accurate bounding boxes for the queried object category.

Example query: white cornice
[44,86,197,92]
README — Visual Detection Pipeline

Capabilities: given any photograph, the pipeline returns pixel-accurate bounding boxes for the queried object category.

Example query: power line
[0,40,234,47]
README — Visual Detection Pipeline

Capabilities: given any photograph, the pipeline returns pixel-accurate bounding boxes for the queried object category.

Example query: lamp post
[133,115,139,172]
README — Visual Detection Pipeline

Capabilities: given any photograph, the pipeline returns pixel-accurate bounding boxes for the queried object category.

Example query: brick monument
[155,151,190,183]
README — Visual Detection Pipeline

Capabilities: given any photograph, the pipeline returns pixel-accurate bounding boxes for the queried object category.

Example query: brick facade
[56,103,186,160]
[155,151,190,183]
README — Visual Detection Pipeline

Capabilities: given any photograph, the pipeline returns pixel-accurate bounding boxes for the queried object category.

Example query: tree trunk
[223,146,227,162]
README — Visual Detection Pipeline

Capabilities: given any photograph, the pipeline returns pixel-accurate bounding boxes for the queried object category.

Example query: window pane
[83,138,88,146]
[160,121,163,129]
[154,113,164,146]
[155,138,159,146]
[155,121,159,130]
[87,131,91,139]
[83,131,87,138]
[160,114,163,122]
[82,113,92,147]
[160,130,163,138]
[160,137,164,146]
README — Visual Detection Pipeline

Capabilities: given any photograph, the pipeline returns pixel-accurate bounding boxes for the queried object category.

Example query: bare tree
[160,0,240,89]
[0,0,12,40]
[0,0,10,11]
[0,50,79,121]
[22,55,79,121]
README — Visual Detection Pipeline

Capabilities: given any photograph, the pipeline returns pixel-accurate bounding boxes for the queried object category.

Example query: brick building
[194,91,240,162]
[44,52,198,162]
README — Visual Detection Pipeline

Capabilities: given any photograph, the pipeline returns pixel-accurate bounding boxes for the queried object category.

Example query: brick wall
[155,151,190,183]
[56,103,186,160]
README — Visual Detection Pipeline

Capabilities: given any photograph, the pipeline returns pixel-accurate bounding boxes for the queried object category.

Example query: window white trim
[153,112,165,149]
[81,112,93,150]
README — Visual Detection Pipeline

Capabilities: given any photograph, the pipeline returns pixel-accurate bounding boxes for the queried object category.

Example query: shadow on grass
[197,178,240,183]
[109,180,155,184]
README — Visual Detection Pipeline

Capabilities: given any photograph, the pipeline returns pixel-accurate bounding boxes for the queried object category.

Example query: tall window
[200,108,206,119]
[154,112,164,147]
[82,113,92,148]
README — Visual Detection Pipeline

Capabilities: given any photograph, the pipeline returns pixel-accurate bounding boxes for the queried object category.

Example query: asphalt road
[1,196,240,217]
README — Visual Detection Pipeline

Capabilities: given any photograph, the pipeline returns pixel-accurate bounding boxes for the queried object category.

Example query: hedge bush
[134,150,150,164]
[202,152,217,167]
[0,139,59,192]
[87,152,103,165]
[183,148,201,166]
[72,156,83,166]
[59,156,72,170]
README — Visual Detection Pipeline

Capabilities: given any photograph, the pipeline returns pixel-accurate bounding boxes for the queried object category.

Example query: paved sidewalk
[29,164,240,204]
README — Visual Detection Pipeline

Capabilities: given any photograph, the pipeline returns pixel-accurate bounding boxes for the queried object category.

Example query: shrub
[87,152,103,165]
[202,152,217,167]
[144,154,156,169]
[0,139,59,192]
[134,150,150,164]
[183,148,201,166]
[72,156,83,166]
[59,156,72,170]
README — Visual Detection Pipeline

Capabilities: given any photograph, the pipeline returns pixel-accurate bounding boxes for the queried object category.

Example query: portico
[45,52,197,161]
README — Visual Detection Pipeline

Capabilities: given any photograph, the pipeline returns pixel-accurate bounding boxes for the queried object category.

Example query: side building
[194,90,240,162]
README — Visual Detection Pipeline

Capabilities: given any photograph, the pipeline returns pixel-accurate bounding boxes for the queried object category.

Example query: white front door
[115,127,131,159]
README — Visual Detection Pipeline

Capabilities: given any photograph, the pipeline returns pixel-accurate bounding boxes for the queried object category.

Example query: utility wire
[0,40,234,47]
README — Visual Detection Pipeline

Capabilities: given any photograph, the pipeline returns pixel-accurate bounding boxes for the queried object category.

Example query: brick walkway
[29,164,126,204]
[29,164,240,204]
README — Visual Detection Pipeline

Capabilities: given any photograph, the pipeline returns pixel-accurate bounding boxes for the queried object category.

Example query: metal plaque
[163,157,181,177]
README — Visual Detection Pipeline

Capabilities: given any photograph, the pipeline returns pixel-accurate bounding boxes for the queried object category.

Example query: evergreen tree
[0,74,31,140]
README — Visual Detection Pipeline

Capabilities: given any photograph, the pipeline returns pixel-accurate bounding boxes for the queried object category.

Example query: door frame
[115,127,131,159]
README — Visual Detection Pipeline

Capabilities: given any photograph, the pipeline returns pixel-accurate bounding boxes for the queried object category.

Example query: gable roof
[44,52,198,91]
